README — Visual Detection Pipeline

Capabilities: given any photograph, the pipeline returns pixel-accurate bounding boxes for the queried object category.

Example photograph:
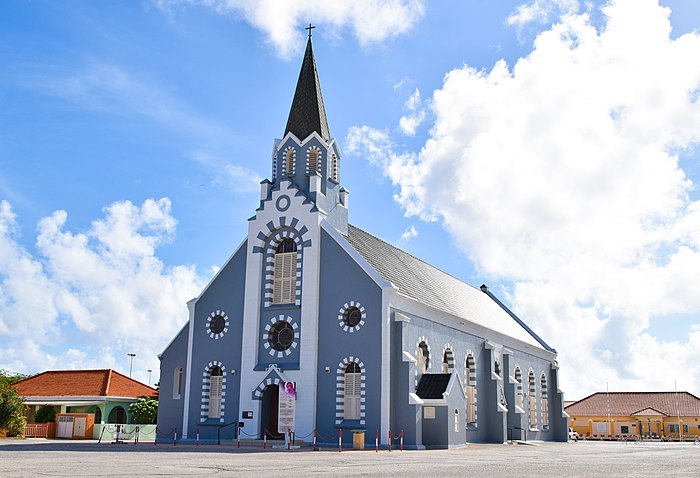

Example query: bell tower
[263,28,348,235]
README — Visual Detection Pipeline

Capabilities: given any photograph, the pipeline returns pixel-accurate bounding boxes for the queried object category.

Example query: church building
[157,33,568,448]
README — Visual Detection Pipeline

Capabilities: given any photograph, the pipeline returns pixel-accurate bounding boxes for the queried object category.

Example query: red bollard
[196,429,199,447]
[313,428,318,451]
[288,428,291,450]
[237,427,241,448]
[388,430,392,452]
[400,430,404,451]
[173,430,177,446]
[339,428,343,452]
[375,429,379,452]
[264,428,267,449]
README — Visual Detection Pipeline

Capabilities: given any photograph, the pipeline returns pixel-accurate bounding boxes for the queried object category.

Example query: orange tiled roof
[565,392,700,417]
[12,369,157,398]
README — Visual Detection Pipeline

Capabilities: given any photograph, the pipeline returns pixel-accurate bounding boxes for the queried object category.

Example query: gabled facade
[157,33,567,448]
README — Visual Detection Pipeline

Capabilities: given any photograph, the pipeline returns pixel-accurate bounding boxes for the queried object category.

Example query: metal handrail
[216,421,239,445]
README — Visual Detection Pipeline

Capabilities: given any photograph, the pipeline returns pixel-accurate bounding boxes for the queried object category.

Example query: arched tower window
[344,362,361,420]
[466,354,477,424]
[307,146,321,173]
[208,366,223,419]
[514,367,523,409]
[283,147,295,176]
[528,371,537,429]
[541,373,549,429]
[273,238,297,304]
[417,342,429,373]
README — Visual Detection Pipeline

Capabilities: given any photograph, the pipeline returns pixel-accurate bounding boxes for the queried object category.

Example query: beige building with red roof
[565,392,700,440]
[13,369,157,426]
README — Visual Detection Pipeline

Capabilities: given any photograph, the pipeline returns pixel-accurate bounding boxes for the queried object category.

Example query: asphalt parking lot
[1,439,699,477]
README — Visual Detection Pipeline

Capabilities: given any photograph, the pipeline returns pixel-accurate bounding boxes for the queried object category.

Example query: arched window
[308,147,320,173]
[331,154,338,182]
[514,367,523,409]
[442,348,454,373]
[494,359,501,376]
[284,147,295,176]
[94,407,102,424]
[173,367,183,399]
[208,366,223,419]
[417,342,429,373]
[344,363,361,420]
[466,354,477,424]
[528,371,537,429]
[541,373,549,429]
[273,238,297,304]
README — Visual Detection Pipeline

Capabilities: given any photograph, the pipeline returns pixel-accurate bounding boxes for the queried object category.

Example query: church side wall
[316,229,382,445]
[185,241,247,442]
[157,322,189,439]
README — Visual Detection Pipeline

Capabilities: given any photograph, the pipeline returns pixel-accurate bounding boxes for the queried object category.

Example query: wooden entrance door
[261,385,280,438]
[74,417,86,437]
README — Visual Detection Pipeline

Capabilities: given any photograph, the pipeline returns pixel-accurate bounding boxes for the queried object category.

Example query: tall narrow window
[284,148,295,176]
[417,342,429,373]
[541,373,549,429]
[208,366,223,419]
[273,238,297,304]
[344,363,361,420]
[173,367,183,399]
[331,154,338,182]
[528,371,537,429]
[442,348,454,373]
[308,147,319,173]
[514,367,523,409]
[466,354,477,424]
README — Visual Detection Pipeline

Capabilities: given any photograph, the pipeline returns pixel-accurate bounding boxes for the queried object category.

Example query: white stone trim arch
[263,228,305,307]
[306,145,322,173]
[282,146,296,176]
[200,361,227,423]
[441,343,455,373]
[414,336,430,388]
[335,356,366,426]
[466,351,478,424]
[261,314,299,358]
[253,376,282,399]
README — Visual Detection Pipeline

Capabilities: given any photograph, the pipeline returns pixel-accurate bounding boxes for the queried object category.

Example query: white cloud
[507,0,580,27]
[0,199,206,381]
[399,88,426,136]
[153,0,426,58]
[400,225,418,243]
[350,0,700,398]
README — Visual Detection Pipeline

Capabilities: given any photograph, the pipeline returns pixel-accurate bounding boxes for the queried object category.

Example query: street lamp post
[147,369,152,386]
[128,353,136,377]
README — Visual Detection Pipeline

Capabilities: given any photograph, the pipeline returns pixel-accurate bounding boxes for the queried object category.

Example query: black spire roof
[284,35,330,142]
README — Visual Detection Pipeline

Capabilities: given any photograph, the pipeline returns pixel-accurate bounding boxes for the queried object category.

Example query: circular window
[337,301,366,332]
[343,307,362,327]
[263,315,298,357]
[269,321,294,351]
[207,310,229,339]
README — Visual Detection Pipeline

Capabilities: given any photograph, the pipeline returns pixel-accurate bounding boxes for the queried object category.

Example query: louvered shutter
[344,372,361,420]
[529,396,537,426]
[467,385,476,423]
[208,375,222,419]
[542,399,549,426]
[273,252,297,304]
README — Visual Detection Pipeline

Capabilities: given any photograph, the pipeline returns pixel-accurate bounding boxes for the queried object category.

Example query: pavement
[1,438,699,477]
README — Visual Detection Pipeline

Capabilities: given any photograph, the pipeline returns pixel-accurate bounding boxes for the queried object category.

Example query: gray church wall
[315,229,382,446]
[157,322,189,441]
[185,241,247,442]
[390,319,423,449]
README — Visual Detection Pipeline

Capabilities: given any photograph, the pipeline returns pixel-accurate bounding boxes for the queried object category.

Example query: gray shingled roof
[346,224,548,350]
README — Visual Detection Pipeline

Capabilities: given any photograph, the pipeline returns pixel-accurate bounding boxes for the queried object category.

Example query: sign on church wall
[278,381,296,433]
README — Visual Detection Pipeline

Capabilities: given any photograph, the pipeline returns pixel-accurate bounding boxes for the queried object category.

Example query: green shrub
[0,384,26,437]
[129,397,157,424]
[35,405,56,423]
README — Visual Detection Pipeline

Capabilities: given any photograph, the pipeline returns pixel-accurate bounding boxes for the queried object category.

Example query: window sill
[335,420,364,429]
[466,423,478,430]
[529,427,539,432]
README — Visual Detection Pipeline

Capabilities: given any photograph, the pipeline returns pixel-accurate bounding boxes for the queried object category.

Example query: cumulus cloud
[348,0,700,397]
[0,199,206,383]
[153,0,426,57]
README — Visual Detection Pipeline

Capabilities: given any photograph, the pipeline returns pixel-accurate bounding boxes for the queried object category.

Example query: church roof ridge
[284,34,331,142]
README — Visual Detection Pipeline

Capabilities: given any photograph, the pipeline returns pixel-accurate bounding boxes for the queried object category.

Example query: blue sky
[1,0,700,398]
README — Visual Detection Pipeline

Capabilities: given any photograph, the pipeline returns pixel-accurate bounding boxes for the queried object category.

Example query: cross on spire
[305,23,315,38]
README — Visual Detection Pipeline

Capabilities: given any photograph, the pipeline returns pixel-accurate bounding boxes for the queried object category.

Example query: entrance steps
[230,439,313,449]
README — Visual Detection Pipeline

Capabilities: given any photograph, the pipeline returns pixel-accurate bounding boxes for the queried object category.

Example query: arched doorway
[260,384,279,438]
[94,407,102,424]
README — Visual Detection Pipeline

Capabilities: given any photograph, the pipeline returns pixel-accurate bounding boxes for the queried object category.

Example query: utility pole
[127,353,136,377]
